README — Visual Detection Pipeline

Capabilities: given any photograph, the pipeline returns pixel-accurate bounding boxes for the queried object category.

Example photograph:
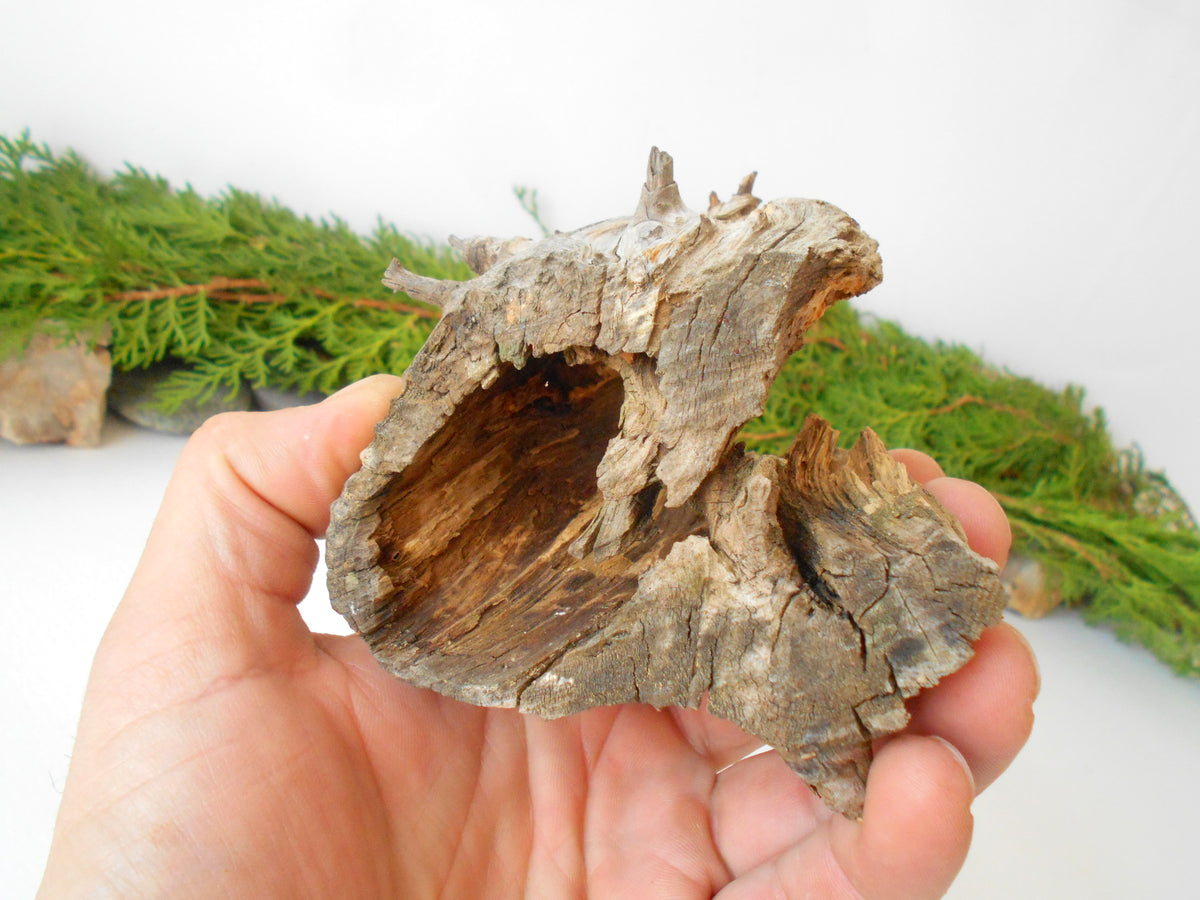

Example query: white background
[2,1,1199,897]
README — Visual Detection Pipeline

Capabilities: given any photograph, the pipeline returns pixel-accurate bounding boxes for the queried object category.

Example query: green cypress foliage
[3,131,1197,676]
[1,131,466,406]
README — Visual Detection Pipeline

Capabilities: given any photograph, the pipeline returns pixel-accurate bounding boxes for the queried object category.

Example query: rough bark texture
[326,149,1005,818]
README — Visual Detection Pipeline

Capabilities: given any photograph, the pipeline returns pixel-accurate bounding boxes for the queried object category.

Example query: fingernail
[1005,619,1042,701]
[325,374,407,402]
[929,735,976,796]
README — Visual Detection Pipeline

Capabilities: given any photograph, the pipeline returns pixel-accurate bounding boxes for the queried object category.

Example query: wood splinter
[326,148,1005,818]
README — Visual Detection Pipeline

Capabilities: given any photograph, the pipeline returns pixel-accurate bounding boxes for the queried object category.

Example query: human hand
[38,375,1038,899]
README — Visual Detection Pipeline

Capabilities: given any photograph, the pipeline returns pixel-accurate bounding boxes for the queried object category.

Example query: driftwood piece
[326,149,1005,818]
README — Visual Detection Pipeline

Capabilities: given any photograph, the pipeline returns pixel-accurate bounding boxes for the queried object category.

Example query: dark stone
[108,363,253,433]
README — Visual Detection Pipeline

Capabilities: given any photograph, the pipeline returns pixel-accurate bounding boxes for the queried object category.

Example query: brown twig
[107,277,270,302]
[105,277,441,319]
[1000,499,1124,581]
[927,393,1036,421]
[310,288,440,319]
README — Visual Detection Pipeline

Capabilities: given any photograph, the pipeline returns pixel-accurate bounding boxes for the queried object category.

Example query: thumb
[107,375,403,665]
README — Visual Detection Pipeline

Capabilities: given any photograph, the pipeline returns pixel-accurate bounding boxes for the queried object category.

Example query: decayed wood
[326,148,1005,818]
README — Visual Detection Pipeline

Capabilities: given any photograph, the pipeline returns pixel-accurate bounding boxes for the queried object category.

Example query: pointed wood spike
[381,259,462,309]
[646,145,674,190]
[736,170,758,196]
[633,146,687,223]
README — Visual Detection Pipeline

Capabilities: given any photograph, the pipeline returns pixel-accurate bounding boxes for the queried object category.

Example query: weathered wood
[326,148,1005,818]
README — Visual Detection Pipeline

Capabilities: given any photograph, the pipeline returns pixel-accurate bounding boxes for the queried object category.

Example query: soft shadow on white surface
[1,420,188,896]
[950,609,1200,900]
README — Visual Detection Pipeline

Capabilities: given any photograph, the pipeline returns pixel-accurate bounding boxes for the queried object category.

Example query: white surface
[3,1,1199,896]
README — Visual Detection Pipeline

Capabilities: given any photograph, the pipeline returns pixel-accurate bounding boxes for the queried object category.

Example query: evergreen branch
[1002,502,1127,582]
[922,393,1037,422]
[103,278,440,318]
[107,278,273,302]
[1,132,465,405]
[310,289,441,318]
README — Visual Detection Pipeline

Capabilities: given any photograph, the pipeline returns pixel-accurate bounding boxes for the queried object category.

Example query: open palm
[39,376,1037,899]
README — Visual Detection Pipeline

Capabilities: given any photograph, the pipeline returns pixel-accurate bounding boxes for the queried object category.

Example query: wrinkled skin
[38,375,1038,899]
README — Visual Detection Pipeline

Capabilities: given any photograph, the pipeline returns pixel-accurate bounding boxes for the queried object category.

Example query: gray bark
[326,148,1004,818]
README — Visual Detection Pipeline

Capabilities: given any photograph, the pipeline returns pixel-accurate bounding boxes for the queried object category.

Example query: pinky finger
[923,476,1012,569]
[829,734,975,899]
[716,735,975,900]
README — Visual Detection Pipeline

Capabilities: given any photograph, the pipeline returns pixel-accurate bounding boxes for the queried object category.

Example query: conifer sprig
[3,131,1197,676]
[0,130,468,404]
